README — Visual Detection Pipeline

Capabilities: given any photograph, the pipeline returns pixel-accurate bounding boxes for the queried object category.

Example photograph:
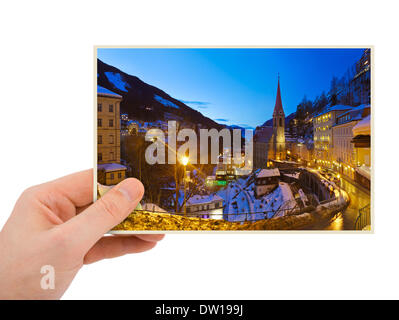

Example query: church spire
[273,74,285,117]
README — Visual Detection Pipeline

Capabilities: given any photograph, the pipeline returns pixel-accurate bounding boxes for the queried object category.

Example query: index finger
[47,169,94,207]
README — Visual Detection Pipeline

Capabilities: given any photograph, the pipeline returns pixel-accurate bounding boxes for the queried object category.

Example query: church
[253,76,286,169]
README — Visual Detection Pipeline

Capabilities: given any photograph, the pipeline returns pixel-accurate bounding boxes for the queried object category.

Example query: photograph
[95,47,372,232]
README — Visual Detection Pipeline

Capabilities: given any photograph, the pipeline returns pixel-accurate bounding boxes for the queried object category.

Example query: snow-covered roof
[187,194,223,206]
[355,165,371,180]
[314,104,353,117]
[353,115,371,136]
[334,104,370,125]
[142,203,167,213]
[256,168,280,178]
[97,85,122,98]
[98,163,127,172]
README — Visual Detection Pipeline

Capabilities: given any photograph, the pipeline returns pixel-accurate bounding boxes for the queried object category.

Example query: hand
[0,169,164,299]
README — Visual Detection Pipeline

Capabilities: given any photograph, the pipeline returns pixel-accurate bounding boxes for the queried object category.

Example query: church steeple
[272,74,286,160]
[273,74,285,117]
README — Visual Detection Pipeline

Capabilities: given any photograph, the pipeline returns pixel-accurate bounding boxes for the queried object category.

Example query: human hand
[0,169,164,299]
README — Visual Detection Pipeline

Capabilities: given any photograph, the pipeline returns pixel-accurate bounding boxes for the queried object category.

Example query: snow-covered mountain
[97,59,223,129]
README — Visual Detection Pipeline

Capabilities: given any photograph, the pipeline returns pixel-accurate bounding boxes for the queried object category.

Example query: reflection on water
[324,213,344,230]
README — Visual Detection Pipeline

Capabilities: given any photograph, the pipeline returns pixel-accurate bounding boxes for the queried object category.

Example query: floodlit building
[97,163,127,186]
[313,105,352,165]
[272,76,286,161]
[331,105,370,179]
[254,76,286,168]
[97,85,126,185]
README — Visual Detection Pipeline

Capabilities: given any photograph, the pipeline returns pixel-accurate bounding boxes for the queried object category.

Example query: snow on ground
[216,175,295,222]
[154,94,180,109]
[105,72,131,92]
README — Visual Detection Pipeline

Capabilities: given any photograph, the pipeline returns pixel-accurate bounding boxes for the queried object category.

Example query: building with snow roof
[97,85,126,185]
[185,194,224,219]
[255,168,280,197]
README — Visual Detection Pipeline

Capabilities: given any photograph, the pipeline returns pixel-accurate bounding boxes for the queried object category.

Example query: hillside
[97,59,223,129]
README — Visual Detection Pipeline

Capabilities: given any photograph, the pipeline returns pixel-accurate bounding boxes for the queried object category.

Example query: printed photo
[95,47,372,232]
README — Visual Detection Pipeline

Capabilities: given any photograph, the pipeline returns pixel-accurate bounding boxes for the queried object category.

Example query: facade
[352,115,371,189]
[255,168,280,197]
[186,194,224,220]
[313,105,352,164]
[286,138,314,164]
[97,85,126,185]
[331,105,370,179]
[253,77,286,169]
[254,126,274,169]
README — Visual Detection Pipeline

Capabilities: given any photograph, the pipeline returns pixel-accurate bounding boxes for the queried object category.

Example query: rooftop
[97,85,123,99]
[334,104,371,127]
[187,194,223,206]
[256,168,280,178]
[98,163,127,172]
[353,114,371,136]
[314,104,353,118]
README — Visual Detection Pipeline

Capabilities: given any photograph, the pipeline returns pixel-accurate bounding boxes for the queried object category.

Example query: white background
[0,0,397,299]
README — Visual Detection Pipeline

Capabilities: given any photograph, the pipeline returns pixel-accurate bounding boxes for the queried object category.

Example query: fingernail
[118,180,141,202]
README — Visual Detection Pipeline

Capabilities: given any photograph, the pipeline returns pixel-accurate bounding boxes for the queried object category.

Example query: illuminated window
[109,135,114,144]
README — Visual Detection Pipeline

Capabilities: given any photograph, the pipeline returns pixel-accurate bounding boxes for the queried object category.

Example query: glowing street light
[181,156,189,216]
[181,155,189,166]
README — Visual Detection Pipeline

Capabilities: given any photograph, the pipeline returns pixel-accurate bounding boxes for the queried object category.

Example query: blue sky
[98,48,364,128]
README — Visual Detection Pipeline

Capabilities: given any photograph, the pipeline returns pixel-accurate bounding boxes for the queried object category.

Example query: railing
[354,203,371,230]
[130,203,300,224]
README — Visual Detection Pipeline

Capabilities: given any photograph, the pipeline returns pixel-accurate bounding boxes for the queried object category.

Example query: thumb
[61,178,144,251]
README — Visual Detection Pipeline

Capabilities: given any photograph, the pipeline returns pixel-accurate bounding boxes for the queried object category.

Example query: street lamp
[181,156,189,216]
[181,156,189,166]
